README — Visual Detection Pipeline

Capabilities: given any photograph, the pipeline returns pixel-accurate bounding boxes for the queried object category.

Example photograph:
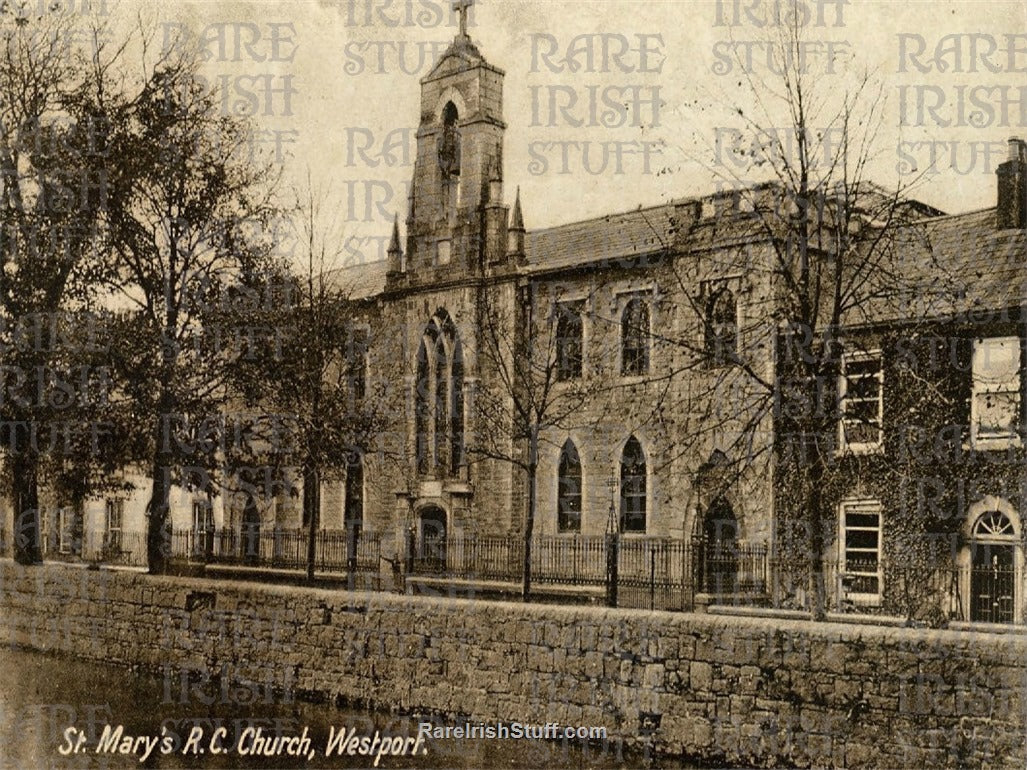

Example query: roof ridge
[526,201,678,236]
[918,206,995,224]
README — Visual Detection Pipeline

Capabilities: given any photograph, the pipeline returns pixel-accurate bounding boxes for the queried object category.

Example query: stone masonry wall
[1,562,1025,768]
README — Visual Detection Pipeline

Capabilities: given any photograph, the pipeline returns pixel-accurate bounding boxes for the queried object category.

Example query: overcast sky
[105,0,1027,266]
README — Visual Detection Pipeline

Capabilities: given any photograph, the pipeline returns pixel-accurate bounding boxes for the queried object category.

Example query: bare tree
[471,279,606,600]
[230,181,391,583]
[662,12,956,617]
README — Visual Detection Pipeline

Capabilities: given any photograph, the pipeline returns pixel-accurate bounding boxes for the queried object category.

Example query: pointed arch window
[620,436,646,533]
[415,340,431,474]
[414,312,464,478]
[434,334,448,472]
[451,341,465,470]
[557,440,582,532]
[621,298,650,376]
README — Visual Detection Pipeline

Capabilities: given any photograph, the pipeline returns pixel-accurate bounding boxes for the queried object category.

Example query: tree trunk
[146,371,177,574]
[521,462,537,602]
[12,450,41,565]
[806,449,828,621]
[304,465,320,583]
[146,458,172,574]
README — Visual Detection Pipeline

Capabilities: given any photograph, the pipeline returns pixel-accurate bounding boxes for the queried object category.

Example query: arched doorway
[969,510,1018,624]
[241,495,261,566]
[699,497,739,594]
[418,506,447,573]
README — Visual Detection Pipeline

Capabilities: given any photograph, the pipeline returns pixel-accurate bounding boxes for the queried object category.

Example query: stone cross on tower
[453,0,473,37]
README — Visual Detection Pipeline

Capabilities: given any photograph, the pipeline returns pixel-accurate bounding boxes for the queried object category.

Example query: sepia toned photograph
[1,0,1025,767]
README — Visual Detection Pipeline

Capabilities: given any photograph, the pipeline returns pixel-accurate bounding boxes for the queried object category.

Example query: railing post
[347,526,358,575]
[606,532,619,608]
[404,525,415,574]
[649,543,656,611]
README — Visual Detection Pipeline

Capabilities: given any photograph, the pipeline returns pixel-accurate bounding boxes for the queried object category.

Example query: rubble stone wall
[1,562,1024,768]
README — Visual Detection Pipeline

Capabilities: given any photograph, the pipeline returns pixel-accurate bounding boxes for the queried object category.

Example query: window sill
[841,594,882,608]
[834,444,885,458]
[966,437,1023,452]
[442,480,473,496]
[619,374,650,385]
[702,355,739,369]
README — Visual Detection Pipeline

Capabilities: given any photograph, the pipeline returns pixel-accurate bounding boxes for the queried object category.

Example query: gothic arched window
[557,440,582,532]
[620,436,646,533]
[434,334,448,472]
[451,340,465,470]
[415,339,430,474]
[415,312,464,478]
[555,304,583,381]
[621,298,650,376]
[706,285,738,362]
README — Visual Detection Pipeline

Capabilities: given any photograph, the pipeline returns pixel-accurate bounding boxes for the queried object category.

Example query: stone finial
[387,214,404,273]
[507,187,525,258]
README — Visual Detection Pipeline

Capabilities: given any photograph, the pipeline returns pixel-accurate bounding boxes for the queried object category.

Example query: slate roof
[323,259,388,301]
[523,204,678,271]
[843,208,1027,327]
[321,188,1026,327]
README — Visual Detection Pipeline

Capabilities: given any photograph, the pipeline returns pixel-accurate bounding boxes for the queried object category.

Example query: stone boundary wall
[1,562,1025,768]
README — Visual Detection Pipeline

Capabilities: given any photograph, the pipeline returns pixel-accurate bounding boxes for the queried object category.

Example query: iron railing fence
[408,532,769,610]
[863,563,1019,626]
[38,529,147,567]
[617,538,690,611]
[170,528,381,573]
[691,538,770,598]
[11,523,1025,626]
[411,534,611,587]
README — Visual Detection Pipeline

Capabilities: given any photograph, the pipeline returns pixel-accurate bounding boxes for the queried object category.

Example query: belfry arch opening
[439,101,461,180]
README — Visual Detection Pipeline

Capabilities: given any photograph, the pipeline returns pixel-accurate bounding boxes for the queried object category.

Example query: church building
[344,7,779,585]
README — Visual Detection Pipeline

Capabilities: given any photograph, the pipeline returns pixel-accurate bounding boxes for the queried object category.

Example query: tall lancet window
[416,340,431,474]
[434,334,448,472]
[414,311,465,478]
[451,341,465,470]
[620,436,647,533]
[557,440,582,533]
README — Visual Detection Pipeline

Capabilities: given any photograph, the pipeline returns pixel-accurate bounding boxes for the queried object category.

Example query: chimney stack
[997,137,1027,230]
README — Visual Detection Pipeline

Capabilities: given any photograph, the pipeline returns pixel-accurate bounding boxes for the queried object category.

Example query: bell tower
[388,0,509,287]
